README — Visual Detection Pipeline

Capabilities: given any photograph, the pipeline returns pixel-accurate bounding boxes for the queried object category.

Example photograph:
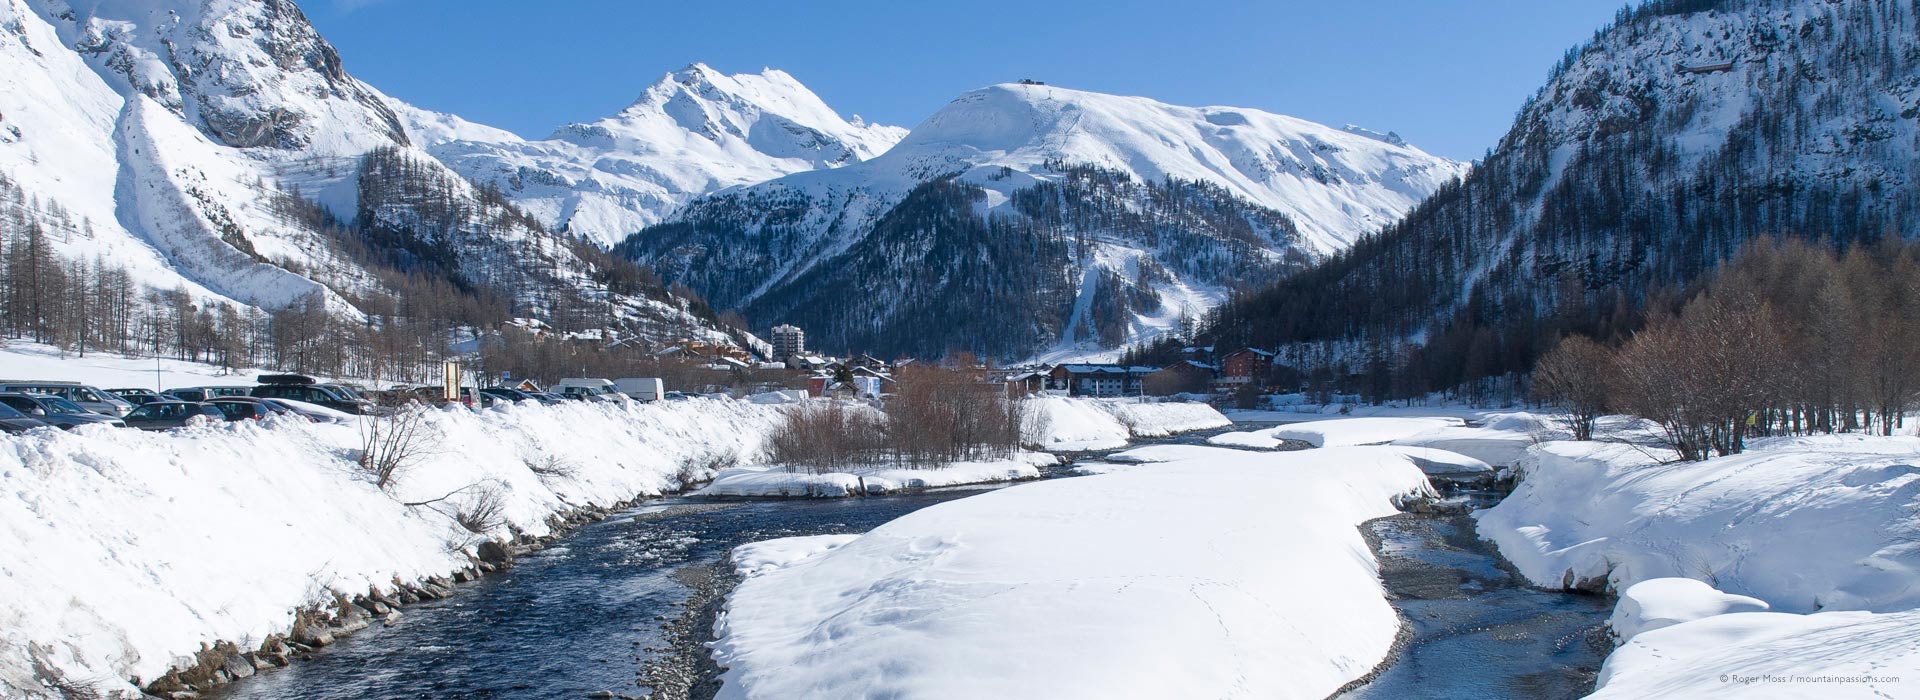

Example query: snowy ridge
[861,83,1463,254]
[420,63,906,246]
[630,83,1462,357]
[0,0,754,350]
[0,399,789,697]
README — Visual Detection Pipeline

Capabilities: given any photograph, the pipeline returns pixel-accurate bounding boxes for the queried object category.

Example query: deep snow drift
[0,399,787,696]
[1478,434,1920,699]
[1476,435,1920,611]
[711,446,1437,700]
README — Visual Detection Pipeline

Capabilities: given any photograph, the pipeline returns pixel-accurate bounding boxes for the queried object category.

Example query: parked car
[122,401,226,431]
[555,378,626,403]
[0,401,52,434]
[108,388,168,406]
[479,387,546,404]
[0,381,134,416]
[456,387,502,409]
[207,397,294,422]
[258,398,352,423]
[162,386,252,403]
[0,392,128,429]
[252,375,374,414]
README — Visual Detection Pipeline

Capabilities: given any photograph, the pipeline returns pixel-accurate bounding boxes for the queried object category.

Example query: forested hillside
[632,165,1315,358]
[1179,0,1920,396]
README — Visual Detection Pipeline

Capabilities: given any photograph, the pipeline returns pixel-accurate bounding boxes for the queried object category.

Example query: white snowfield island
[713,445,1437,700]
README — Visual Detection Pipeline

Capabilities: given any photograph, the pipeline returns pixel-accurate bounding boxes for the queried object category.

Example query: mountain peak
[421,63,905,247]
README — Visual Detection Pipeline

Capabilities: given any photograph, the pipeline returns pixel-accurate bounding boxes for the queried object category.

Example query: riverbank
[209,494,994,700]
[1334,498,1613,700]
[0,399,788,699]
[1475,432,1920,698]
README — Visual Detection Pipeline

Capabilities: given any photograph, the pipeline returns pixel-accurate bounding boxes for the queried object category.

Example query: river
[213,424,1612,700]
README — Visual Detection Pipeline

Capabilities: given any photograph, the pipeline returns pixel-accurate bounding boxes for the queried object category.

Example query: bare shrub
[1020,401,1053,449]
[526,455,577,479]
[674,448,741,490]
[767,402,887,474]
[358,405,439,489]
[1531,334,1613,441]
[889,365,1026,468]
[454,485,507,534]
[1611,290,1787,460]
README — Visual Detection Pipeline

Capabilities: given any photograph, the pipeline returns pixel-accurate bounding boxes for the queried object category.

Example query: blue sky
[308,1,1628,161]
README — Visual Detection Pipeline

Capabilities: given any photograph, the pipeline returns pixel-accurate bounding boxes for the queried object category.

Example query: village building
[1048,364,1156,397]
[771,324,806,363]
[1215,348,1275,392]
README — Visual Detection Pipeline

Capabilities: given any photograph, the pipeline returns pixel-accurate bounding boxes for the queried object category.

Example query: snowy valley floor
[713,446,1439,700]
[711,413,1920,700]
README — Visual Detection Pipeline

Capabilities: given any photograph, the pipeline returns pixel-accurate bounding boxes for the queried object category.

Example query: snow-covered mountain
[1197,0,1920,383]
[416,64,907,247]
[0,0,748,352]
[625,83,1465,358]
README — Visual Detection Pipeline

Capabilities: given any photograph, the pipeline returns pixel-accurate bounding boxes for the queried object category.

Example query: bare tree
[1531,334,1613,440]
[358,406,439,490]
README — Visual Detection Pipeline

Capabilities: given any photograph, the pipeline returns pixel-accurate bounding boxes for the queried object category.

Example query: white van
[613,378,665,402]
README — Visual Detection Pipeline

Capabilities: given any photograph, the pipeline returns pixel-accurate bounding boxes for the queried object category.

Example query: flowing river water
[213,424,1612,700]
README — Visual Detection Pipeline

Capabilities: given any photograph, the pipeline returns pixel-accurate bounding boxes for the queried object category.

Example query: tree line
[1535,236,1920,460]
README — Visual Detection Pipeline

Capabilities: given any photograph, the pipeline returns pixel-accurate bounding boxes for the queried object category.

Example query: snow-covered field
[696,452,1057,498]
[1027,396,1229,451]
[712,445,1437,700]
[1477,434,1920,699]
[0,398,786,696]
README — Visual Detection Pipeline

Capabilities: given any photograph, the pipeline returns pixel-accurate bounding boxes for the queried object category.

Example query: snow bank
[1588,609,1920,700]
[1610,578,1769,641]
[1476,435,1920,612]
[0,398,786,695]
[1026,396,1228,451]
[1387,412,1559,467]
[712,446,1435,700]
[1205,428,1290,449]
[1266,417,1465,448]
[695,453,1055,498]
